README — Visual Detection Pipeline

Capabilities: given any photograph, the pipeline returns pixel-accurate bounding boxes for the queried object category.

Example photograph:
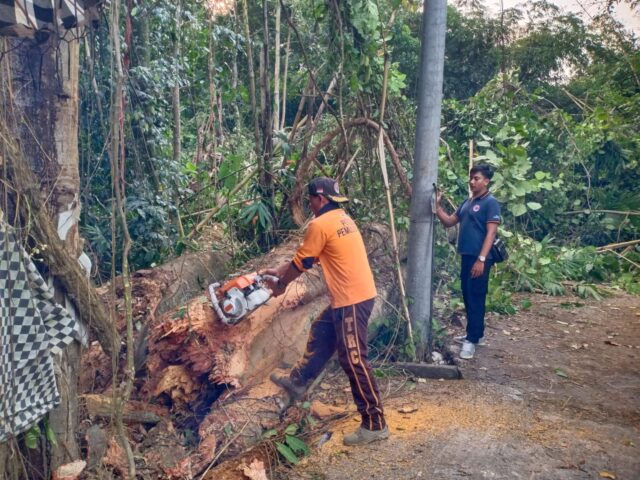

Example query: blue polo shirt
[455,192,501,257]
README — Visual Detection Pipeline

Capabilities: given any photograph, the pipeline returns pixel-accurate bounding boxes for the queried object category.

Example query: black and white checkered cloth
[0,220,81,442]
[0,0,99,38]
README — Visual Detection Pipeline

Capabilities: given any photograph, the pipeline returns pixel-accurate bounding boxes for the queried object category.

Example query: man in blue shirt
[436,164,501,359]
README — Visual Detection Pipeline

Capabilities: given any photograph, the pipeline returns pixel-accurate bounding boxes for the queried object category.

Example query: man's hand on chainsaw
[261,262,303,298]
[261,263,288,297]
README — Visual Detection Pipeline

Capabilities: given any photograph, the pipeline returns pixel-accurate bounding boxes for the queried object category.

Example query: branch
[596,239,640,252]
[290,117,412,226]
[558,209,640,216]
[187,167,257,238]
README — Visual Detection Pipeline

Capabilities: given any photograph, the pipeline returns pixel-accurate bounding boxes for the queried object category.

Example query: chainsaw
[208,272,279,325]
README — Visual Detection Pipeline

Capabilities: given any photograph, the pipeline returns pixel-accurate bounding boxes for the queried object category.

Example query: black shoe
[270,373,306,400]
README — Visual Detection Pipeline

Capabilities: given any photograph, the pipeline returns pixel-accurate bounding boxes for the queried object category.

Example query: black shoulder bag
[490,237,508,263]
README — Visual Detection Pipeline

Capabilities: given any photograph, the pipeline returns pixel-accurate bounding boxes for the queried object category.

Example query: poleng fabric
[0,0,95,38]
[290,299,386,431]
[0,220,81,442]
[292,208,377,308]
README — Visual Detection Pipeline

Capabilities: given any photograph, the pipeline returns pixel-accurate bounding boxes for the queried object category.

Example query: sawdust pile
[318,394,523,456]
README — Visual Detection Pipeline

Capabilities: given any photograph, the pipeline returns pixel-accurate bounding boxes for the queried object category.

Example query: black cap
[307,177,349,203]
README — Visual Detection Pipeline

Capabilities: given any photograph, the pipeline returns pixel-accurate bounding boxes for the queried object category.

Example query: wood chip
[599,471,616,479]
[52,460,86,480]
[242,459,268,480]
[311,400,348,418]
[397,405,418,414]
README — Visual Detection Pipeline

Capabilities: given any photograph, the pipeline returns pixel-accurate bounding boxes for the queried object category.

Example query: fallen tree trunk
[83,225,398,478]
[133,226,398,478]
[80,244,231,395]
[141,240,328,406]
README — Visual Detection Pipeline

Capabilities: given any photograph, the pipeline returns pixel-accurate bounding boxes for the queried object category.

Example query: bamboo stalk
[273,0,281,131]
[376,48,414,350]
[280,28,291,131]
[596,239,640,252]
[241,0,260,150]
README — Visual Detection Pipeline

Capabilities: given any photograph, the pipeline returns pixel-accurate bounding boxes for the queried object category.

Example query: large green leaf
[285,434,310,455]
[284,423,298,435]
[44,418,58,447]
[510,203,527,216]
[24,425,40,449]
[275,442,299,465]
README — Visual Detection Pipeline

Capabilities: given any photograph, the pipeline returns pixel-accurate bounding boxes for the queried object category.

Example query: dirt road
[274,292,640,480]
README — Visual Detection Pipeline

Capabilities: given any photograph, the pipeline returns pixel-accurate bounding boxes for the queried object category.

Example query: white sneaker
[460,340,476,359]
[454,335,486,346]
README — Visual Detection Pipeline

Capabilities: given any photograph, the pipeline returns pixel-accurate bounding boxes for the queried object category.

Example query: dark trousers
[290,298,386,431]
[460,255,493,344]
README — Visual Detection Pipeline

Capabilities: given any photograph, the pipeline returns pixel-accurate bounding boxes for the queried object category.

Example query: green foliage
[285,434,311,456]
[267,422,312,466]
[23,419,57,450]
[238,199,273,231]
[74,0,639,319]
[24,425,40,449]
[276,441,300,465]
[491,234,637,301]
[275,432,311,465]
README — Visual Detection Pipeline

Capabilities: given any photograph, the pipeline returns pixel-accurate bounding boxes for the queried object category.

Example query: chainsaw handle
[208,283,234,325]
[258,274,279,284]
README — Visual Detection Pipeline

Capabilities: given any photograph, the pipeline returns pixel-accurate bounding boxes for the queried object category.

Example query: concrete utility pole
[406,0,447,360]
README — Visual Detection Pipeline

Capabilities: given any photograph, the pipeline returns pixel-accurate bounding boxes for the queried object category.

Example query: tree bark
[241,0,260,150]
[3,39,85,477]
[172,0,182,166]
[273,0,281,130]
[0,31,117,478]
[280,28,291,130]
[259,0,273,193]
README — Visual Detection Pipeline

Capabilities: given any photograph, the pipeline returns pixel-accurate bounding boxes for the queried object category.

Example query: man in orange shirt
[263,177,388,446]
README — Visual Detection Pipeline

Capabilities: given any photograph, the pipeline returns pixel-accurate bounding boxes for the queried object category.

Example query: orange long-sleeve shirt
[292,208,377,308]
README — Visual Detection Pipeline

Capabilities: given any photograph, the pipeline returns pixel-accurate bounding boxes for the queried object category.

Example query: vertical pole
[406,0,448,361]
[468,139,474,198]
